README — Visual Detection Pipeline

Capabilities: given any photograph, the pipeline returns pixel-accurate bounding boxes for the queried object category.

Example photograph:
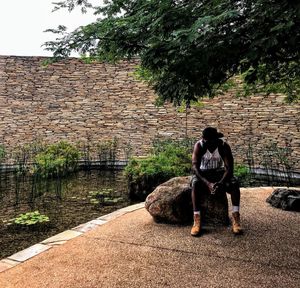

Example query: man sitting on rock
[190,127,242,236]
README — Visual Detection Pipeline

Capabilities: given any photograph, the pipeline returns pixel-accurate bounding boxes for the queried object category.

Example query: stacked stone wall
[0,56,299,171]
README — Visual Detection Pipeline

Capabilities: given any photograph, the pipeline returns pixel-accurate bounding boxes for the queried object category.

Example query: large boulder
[266,188,300,211]
[145,176,230,225]
[145,176,193,223]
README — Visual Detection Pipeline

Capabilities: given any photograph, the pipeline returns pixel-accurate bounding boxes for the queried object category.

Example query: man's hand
[206,182,215,194]
[212,182,224,194]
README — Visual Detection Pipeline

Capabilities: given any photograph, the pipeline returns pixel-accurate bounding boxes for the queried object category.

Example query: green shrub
[234,164,251,186]
[125,143,192,181]
[234,164,250,178]
[125,140,192,200]
[34,141,80,177]
[151,138,195,155]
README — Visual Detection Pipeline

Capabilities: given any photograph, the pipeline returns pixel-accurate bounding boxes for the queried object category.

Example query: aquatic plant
[9,211,50,227]
[0,144,5,164]
[12,141,45,175]
[88,188,123,206]
[96,138,118,168]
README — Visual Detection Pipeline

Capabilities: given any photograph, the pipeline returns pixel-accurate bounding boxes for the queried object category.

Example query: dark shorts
[191,169,239,193]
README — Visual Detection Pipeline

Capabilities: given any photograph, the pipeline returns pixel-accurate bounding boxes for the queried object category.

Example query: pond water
[0,170,134,259]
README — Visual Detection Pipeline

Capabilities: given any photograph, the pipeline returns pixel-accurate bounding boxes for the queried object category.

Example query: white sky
[0,0,101,57]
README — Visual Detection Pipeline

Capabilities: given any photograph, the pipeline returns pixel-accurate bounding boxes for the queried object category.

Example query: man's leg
[192,185,201,212]
[230,185,240,211]
[228,179,242,234]
[191,177,201,236]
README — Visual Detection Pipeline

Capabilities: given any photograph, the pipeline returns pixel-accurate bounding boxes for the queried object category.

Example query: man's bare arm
[217,142,234,185]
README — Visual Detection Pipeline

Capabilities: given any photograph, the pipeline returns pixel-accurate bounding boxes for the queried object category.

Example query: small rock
[266,188,300,211]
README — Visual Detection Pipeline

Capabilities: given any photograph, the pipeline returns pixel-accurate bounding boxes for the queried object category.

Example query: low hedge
[124,141,192,200]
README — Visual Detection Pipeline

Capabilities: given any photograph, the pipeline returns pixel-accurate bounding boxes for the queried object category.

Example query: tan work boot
[232,212,242,235]
[191,214,201,236]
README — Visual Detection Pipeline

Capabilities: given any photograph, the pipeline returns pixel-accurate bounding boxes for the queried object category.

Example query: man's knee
[190,175,199,189]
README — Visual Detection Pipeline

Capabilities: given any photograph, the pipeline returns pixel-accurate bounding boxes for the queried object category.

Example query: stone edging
[0,202,145,273]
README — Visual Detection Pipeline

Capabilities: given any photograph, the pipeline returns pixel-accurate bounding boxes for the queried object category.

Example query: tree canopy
[45,0,300,104]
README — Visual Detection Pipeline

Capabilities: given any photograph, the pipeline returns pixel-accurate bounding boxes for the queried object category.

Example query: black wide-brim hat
[202,127,224,140]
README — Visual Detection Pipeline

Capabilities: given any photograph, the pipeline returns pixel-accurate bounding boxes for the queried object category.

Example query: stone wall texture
[0,56,299,170]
